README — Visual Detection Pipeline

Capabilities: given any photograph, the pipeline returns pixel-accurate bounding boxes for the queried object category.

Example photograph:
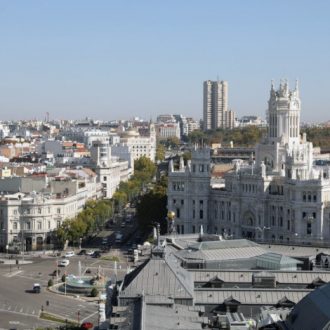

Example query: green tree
[155,143,165,161]
[136,180,168,234]
[113,191,128,212]
[90,287,99,297]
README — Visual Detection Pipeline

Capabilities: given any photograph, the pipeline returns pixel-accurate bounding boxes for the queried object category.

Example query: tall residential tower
[203,80,235,130]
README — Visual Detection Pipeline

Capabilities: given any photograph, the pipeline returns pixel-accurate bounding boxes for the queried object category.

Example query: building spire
[295,79,299,96]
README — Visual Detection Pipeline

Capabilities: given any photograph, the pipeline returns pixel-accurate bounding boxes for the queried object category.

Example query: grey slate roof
[120,253,194,300]
[192,269,330,284]
[194,288,311,305]
[144,304,207,330]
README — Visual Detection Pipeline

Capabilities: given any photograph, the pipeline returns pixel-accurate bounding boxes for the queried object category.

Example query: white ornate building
[168,81,330,244]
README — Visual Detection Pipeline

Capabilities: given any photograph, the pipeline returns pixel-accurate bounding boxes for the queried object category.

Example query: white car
[59,259,70,267]
[86,250,94,256]
[65,251,75,258]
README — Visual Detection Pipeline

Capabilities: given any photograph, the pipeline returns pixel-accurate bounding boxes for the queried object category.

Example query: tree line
[55,156,157,247]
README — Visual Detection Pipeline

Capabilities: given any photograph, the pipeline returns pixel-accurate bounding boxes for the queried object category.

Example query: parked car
[78,249,87,255]
[92,251,101,258]
[59,259,70,267]
[86,250,94,256]
[65,251,75,258]
[80,321,93,329]
[32,283,41,293]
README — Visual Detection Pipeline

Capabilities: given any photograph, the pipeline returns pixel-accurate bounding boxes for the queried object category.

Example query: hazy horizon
[0,1,329,123]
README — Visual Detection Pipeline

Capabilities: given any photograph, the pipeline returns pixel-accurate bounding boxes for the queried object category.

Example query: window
[176,208,180,218]
[14,210,17,215]
[192,164,196,172]
[48,221,51,229]
[308,193,311,202]
[103,176,107,181]
[287,220,290,230]
[192,225,195,234]
[27,222,31,230]
[57,208,61,214]
[13,222,17,230]
[38,208,41,214]
[313,194,317,202]
[199,164,204,172]
[57,220,61,228]
[307,222,312,235]
[199,210,203,219]
[173,199,176,204]
[181,200,184,205]
[37,222,42,230]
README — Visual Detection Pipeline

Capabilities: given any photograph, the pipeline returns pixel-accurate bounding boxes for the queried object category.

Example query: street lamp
[79,237,82,250]
[167,211,176,235]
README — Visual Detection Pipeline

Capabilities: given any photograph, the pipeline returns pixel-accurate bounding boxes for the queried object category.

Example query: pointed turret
[179,157,184,171]
[169,159,174,172]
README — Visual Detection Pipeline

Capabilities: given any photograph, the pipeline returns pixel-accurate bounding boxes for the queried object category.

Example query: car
[78,249,87,256]
[120,222,126,228]
[86,250,94,256]
[65,251,75,258]
[92,251,101,258]
[102,237,108,244]
[80,322,93,329]
[59,259,70,267]
[32,283,41,293]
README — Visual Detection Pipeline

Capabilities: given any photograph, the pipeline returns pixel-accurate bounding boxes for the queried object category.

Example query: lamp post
[79,237,82,250]
[167,211,176,235]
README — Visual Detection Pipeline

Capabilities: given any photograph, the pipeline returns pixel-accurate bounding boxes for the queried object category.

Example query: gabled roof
[277,296,295,307]
[120,253,194,300]
[224,295,241,305]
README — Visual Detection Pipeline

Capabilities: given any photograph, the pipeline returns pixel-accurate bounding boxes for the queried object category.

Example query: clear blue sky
[0,1,329,122]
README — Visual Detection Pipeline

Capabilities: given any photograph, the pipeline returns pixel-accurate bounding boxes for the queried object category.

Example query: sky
[0,1,329,123]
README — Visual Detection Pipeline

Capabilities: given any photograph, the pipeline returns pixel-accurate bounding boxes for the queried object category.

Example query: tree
[155,143,165,161]
[90,287,99,297]
[166,136,180,149]
[112,191,128,212]
[136,180,168,234]
[134,156,156,179]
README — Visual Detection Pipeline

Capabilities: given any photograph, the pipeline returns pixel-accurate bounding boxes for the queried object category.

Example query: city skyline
[1,1,329,122]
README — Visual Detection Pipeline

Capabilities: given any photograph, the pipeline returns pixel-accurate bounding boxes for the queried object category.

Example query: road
[0,210,141,329]
[0,253,131,329]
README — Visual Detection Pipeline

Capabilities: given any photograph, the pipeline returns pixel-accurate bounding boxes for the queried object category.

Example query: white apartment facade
[119,124,156,162]
[0,171,99,251]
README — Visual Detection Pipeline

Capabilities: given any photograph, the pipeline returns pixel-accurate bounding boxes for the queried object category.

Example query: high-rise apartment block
[203,80,235,130]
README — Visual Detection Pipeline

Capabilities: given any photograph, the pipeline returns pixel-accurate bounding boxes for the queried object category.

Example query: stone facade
[168,81,330,244]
